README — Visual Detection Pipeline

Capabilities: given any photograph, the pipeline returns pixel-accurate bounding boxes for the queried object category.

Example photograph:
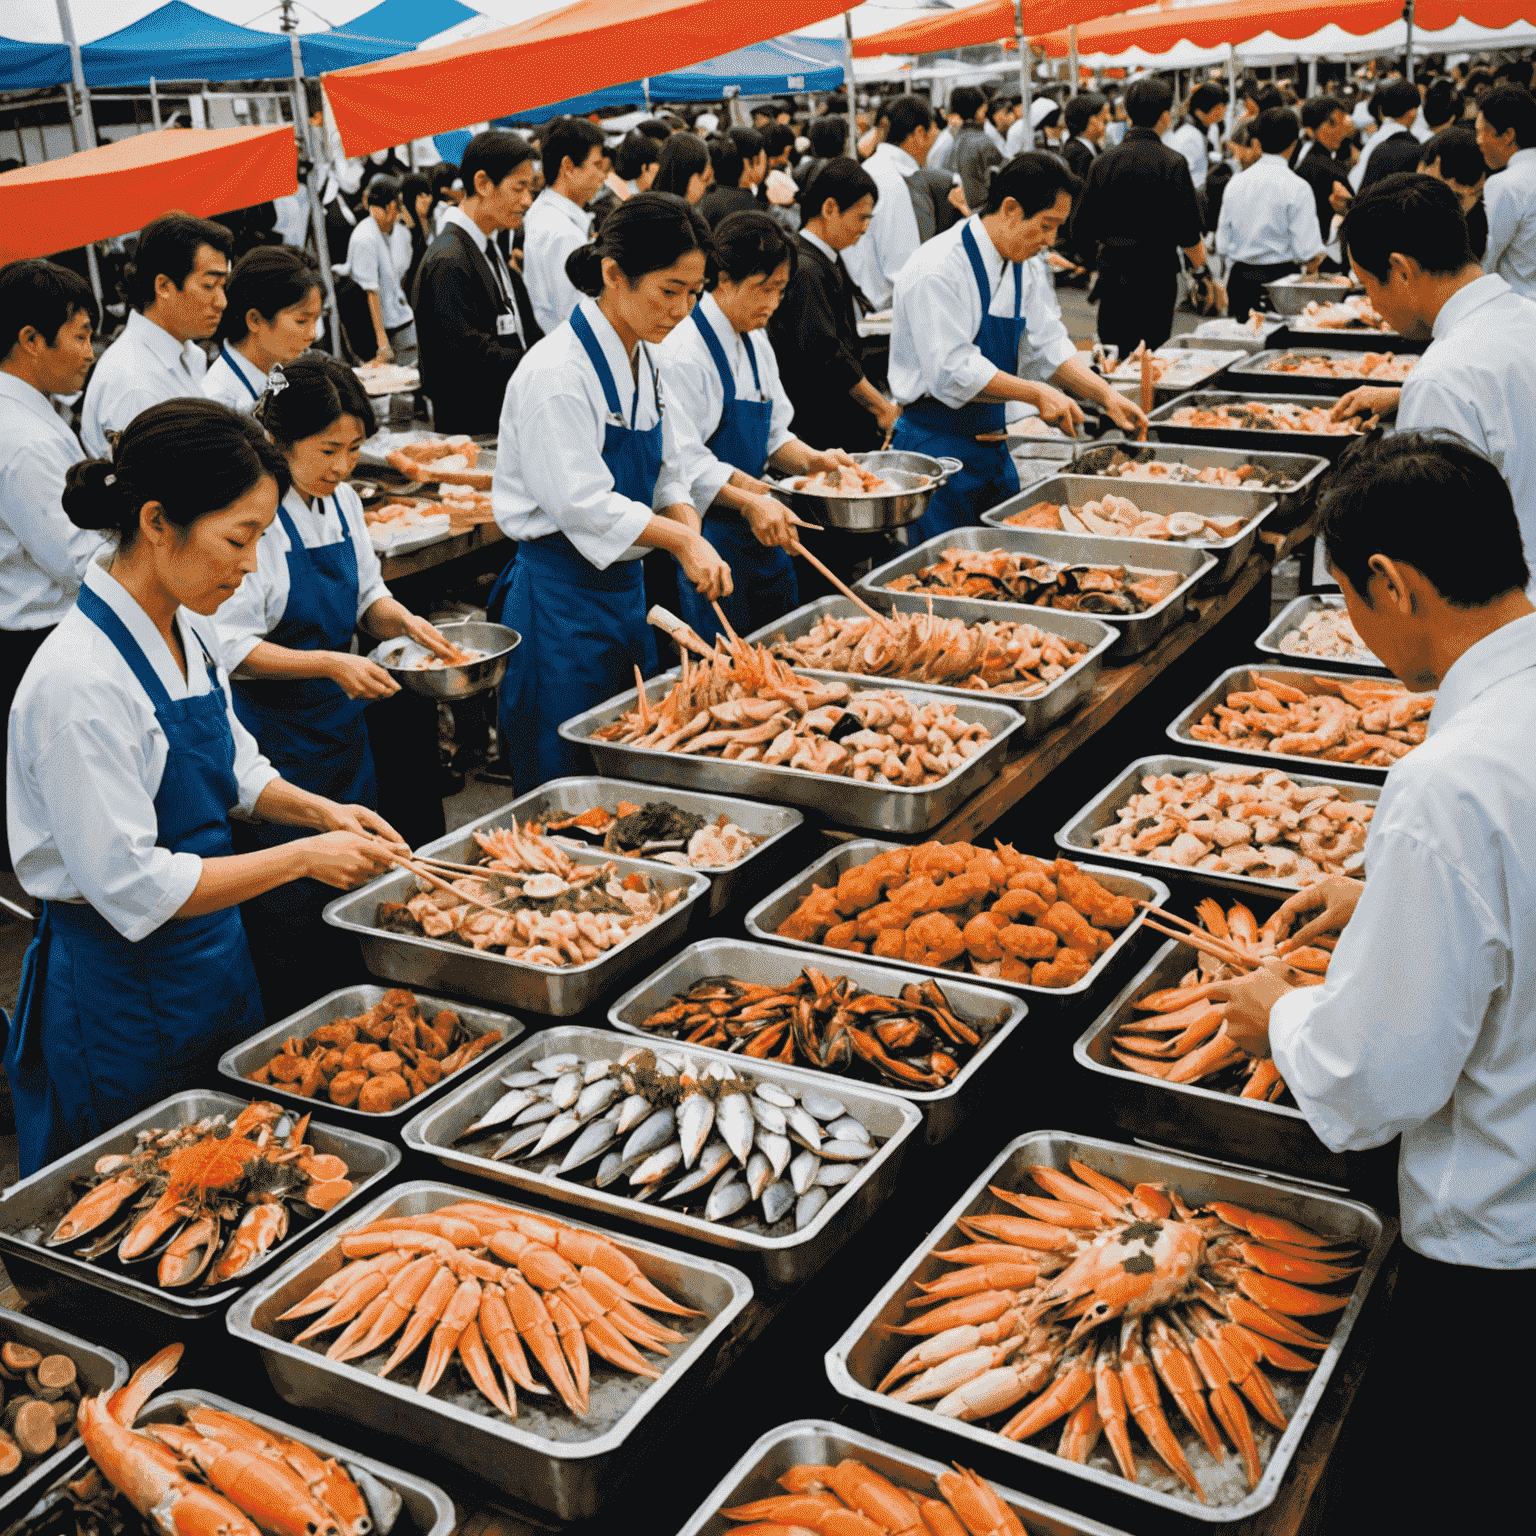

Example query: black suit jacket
[411,222,542,438]
[1061,136,1096,181]
[1293,141,1350,244]
[1358,128,1425,190]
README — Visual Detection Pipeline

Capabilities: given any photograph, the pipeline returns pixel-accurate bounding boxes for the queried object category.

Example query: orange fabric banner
[853,0,1141,57]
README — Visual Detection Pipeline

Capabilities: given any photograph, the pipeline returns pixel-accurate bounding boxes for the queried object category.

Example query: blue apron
[675,308,798,646]
[220,342,263,403]
[4,587,264,1176]
[494,305,661,794]
[895,223,1027,545]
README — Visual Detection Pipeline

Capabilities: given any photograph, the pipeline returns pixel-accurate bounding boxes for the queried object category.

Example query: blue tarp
[0,34,72,91]
[494,82,649,126]
[328,0,479,49]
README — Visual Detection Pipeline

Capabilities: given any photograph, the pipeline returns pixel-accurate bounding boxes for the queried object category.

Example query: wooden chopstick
[788,538,892,628]
[1141,917,1256,972]
[379,851,510,916]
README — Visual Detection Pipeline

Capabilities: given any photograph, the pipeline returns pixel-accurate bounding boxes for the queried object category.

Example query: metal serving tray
[226,1180,752,1522]
[217,987,525,1129]
[744,841,1168,1005]
[1055,754,1379,900]
[485,775,805,918]
[605,937,1027,1146]
[0,1309,127,1521]
[401,1027,922,1287]
[1148,391,1368,461]
[558,673,1026,837]
[743,595,1116,741]
[826,1129,1392,1523]
[1276,321,1426,353]
[1065,440,1329,516]
[0,1091,399,1330]
[857,526,1216,658]
[1262,274,1362,315]
[677,1419,1134,1536]
[322,811,709,1015]
[1226,347,1417,397]
[1167,663,1417,784]
[1256,594,1388,675]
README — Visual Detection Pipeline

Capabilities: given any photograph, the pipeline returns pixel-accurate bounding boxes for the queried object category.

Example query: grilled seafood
[1000,493,1250,545]
[882,548,1181,616]
[1073,445,1298,490]
[875,1159,1359,1504]
[1165,401,1363,435]
[537,799,761,869]
[1185,670,1432,768]
[1276,603,1379,666]
[1258,350,1415,382]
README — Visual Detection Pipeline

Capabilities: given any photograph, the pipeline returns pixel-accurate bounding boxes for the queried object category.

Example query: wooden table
[379,522,507,584]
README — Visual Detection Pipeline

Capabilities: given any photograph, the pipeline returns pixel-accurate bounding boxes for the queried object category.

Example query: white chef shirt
[1271,610,1536,1268]
[80,309,209,459]
[492,297,694,569]
[889,214,1076,409]
[201,342,269,414]
[657,292,796,516]
[1165,121,1211,192]
[841,142,924,311]
[214,483,391,674]
[8,556,279,942]
[523,188,592,335]
[1217,154,1324,265]
[0,373,104,631]
[346,216,412,330]
[441,205,523,344]
[1349,118,1412,191]
[1483,147,1536,302]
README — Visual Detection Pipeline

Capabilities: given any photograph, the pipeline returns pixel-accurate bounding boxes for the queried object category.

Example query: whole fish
[705,1175,750,1222]
[678,1086,716,1169]
[761,1179,795,1225]
[659,1140,732,1201]
[622,1107,675,1163]
[630,1141,684,1186]
[717,1086,757,1166]
[796,1187,830,1229]
[558,1114,619,1172]
[789,1149,821,1195]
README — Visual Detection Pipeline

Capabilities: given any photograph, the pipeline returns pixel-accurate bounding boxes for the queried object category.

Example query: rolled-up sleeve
[659,353,733,516]
[894,267,993,409]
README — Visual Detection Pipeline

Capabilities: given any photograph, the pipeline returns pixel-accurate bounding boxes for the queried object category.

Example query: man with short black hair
[843,95,935,310]
[1294,95,1355,242]
[523,116,609,332]
[700,128,767,229]
[1352,78,1424,190]
[80,211,231,457]
[1060,92,1109,181]
[1477,83,1536,299]
[985,95,1016,156]
[1166,82,1228,193]
[949,86,1003,213]
[1418,127,1489,258]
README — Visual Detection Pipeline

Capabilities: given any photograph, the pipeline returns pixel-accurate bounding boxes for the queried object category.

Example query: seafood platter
[401,1027,922,1286]
[606,937,1029,1144]
[1226,348,1416,395]
[766,450,962,532]
[353,361,422,396]
[1182,314,1286,353]
[1283,294,1428,350]
[1256,595,1387,674]
[1147,392,1375,459]
[826,1130,1392,1521]
[1099,346,1248,394]
[0,1093,398,1339]
[858,527,1216,657]
[746,840,1167,1004]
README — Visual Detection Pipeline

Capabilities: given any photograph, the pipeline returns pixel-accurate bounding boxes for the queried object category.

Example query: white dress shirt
[523,188,593,335]
[492,297,693,569]
[984,121,1007,155]
[214,483,391,674]
[345,217,411,329]
[657,292,795,516]
[1217,153,1324,265]
[840,142,924,312]
[0,373,104,631]
[1349,118,1412,191]
[441,205,524,344]
[889,214,1076,409]
[1165,121,1211,192]
[201,343,269,414]
[1003,118,1031,158]
[928,126,957,174]
[80,309,209,459]
[1483,147,1536,302]
[1271,610,1536,1267]
[7,556,278,941]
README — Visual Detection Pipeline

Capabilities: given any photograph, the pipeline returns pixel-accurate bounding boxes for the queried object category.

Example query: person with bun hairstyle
[5,399,406,1174]
[487,191,733,792]
[659,210,859,644]
[203,245,323,413]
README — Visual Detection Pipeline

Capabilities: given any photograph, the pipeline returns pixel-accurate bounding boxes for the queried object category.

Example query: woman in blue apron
[202,246,323,415]
[487,192,733,793]
[888,154,1144,545]
[658,210,861,645]
[4,400,405,1174]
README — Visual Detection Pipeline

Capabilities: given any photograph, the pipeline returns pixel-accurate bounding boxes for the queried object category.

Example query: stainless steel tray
[1263,275,1362,315]
[1255,594,1388,675]
[483,775,805,918]
[1276,321,1426,353]
[743,594,1116,740]
[1226,347,1417,397]
[1055,754,1379,899]
[826,1129,1392,1523]
[0,1308,127,1521]
[605,937,1028,1146]
[1167,663,1414,784]
[217,987,526,1128]
[1148,391,1369,461]
[558,673,1026,836]
[0,1091,399,1323]
[401,1027,922,1287]
[744,840,1168,1005]
[322,809,710,1015]
[1074,942,1350,1185]
[226,1180,752,1522]
[677,1418,1134,1536]
[856,526,1216,658]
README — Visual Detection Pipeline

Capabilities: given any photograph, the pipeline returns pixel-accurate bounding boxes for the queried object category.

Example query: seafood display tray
[487,775,806,918]
[605,938,1029,1145]
[559,673,1026,836]
[826,1129,1392,1524]
[677,1419,1134,1536]
[1255,595,1388,675]
[856,526,1216,659]
[0,1308,127,1521]
[1147,392,1369,461]
[227,1180,751,1522]
[1166,664,1401,784]
[1055,754,1380,900]
[1274,324,1426,354]
[322,806,710,1014]
[401,1027,922,1287]
[1261,276,1362,315]
[217,987,526,1128]
[743,594,1117,740]
[1225,348,1415,397]
[744,841,1168,1006]
[0,1092,399,1339]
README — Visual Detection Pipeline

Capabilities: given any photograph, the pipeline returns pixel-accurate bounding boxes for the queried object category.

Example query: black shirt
[1071,127,1204,273]
[1293,140,1351,245]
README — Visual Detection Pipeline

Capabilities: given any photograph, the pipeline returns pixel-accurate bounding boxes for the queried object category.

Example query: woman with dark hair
[398,172,435,295]
[203,246,323,412]
[659,210,858,643]
[653,133,714,205]
[487,192,732,791]
[4,399,404,1174]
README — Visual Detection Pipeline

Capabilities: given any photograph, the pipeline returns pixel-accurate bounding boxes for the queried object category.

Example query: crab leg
[1182,1320,1261,1490]
[1235,1242,1360,1285]
[1204,1202,1335,1248]
[478,1284,547,1398]
[1119,1317,1203,1500]
[825,1460,925,1533]
[934,1328,1064,1422]
[293,1263,400,1343]
[544,1293,591,1406]
[912,1263,1040,1301]
[956,1214,1077,1252]
[1146,1315,1225,1463]
[278,1249,402,1318]
[998,1343,1094,1442]
[504,1276,584,1415]
[333,1253,440,1361]
[1093,1338,1137,1481]
[1236,1270,1348,1316]
[417,1277,482,1394]
[1219,1292,1331,1348]
[1184,1308,1287,1430]
[888,1290,1020,1336]
[876,1311,1025,1391]
[1025,1165,1125,1219]
[379,1264,457,1377]
[455,1318,512,1416]
[936,1467,1027,1536]
[577,1266,687,1346]
[986,1189,1103,1229]
[1058,1395,1103,1464]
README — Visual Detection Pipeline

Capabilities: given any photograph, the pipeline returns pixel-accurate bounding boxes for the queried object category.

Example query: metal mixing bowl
[768,451,963,532]
[369,620,520,699]
[1264,275,1362,315]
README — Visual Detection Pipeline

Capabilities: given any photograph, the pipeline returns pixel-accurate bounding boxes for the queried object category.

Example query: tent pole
[150,77,161,130]
[1404,0,1415,81]
[54,0,102,312]
[643,78,651,110]
[1013,0,1032,137]
[1068,25,1079,96]
[291,34,341,356]
[842,10,856,156]
[1225,44,1238,136]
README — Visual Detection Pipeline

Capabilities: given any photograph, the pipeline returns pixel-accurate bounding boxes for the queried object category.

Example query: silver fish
[659,1139,732,1201]
[795,1187,830,1229]
[511,1098,560,1127]
[757,1131,793,1181]
[678,1090,716,1169]
[533,1054,581,1077]
[745,1149,773,1201]
[615,1093,653,1135]
[558,1114,619,1171]
[575,1078,622,1120]
[789,1149,821,1195]
[583,1058,615,1083]
[761,1179,795,1224]
[595,1151,630,1188]
[717,1088,757,1166]
[817,1163,858,1187]
[787,1106,822,1148]
[751,1099,787,1136]
[826,1115,871,1144]
[819,1138,877,1162]
[460,1088,537,1137]
[799,1089,846,1122]
[754,1083,795,1109]
[705,1176,750,1222]
[622,1107,675,1162]
[630,1141,683,1186]
[491,1123,547,1161]
[549,1070,584,1111]
[530,1110,586,1156]
[498,1070,546,1089]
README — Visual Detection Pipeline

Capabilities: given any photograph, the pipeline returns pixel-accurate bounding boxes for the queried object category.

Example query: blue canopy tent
[326,0,482,47]
[1,35,72,91]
